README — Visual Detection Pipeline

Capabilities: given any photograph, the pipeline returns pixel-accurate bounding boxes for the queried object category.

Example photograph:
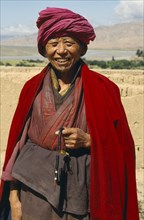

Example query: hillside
[1,21,143,50]
[90,21,143,50]
[1,22,144,59]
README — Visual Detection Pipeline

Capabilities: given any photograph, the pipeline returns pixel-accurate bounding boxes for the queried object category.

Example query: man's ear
[80,44,88,56]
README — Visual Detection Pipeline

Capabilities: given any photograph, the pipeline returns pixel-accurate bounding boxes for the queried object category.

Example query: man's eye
[65,41,74,47]
[51,43,58,47]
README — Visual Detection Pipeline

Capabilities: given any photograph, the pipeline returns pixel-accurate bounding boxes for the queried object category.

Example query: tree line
[83,59,144,69]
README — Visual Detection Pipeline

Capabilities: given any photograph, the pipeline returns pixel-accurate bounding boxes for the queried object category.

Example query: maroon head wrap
[36,7,96,56]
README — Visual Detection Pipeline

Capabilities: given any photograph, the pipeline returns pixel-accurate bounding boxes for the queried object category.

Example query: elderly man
[0,7,139,220]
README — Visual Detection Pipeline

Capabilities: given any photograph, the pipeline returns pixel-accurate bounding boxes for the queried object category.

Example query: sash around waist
[26,138,90,157]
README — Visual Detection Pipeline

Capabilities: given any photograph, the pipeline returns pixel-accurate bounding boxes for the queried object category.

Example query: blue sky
[1,0,143,36]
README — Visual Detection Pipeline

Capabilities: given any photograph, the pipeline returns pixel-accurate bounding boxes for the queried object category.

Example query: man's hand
[55,128,91,149]
[9,189,22,220]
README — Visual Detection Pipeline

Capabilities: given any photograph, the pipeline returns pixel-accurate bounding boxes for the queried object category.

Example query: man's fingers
[62,128,77,135]
[55,127,67,135]
[55,130,60,135]
[64,139,76,144]
[55,128,76,136]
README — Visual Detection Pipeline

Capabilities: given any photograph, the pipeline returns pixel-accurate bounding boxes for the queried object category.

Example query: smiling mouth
[55,58,70,63]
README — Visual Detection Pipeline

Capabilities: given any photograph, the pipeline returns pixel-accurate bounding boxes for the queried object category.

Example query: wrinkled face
[45,36,84,74]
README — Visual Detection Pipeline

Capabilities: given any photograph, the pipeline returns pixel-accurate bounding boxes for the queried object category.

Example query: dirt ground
[0,66,143,218]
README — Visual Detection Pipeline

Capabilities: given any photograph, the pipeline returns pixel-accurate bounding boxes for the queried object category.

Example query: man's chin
[55,65,72,74]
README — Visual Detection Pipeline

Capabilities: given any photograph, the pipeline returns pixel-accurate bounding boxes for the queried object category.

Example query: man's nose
[57,43,67,54]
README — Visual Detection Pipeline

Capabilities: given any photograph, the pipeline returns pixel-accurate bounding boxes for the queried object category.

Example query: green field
[0,59,48,67]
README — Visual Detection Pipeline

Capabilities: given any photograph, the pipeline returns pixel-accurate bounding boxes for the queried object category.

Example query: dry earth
[0,67,144,218]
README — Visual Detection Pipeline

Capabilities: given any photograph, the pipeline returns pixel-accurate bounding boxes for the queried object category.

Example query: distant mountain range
[1,21,143,50]
[90,21,143,50]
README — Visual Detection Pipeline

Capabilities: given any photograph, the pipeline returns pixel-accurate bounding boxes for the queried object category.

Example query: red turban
[36,7,96,56]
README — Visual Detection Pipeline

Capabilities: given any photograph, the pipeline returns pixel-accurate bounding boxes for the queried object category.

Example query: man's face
[45,36,83,74]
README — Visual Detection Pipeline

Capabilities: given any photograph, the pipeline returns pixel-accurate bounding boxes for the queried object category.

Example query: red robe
[0,63,139,220]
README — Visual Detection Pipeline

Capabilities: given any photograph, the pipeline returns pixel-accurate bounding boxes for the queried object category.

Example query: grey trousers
[20,184,90,220]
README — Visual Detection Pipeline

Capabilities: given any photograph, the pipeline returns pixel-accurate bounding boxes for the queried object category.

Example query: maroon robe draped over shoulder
[0,61,139,220]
